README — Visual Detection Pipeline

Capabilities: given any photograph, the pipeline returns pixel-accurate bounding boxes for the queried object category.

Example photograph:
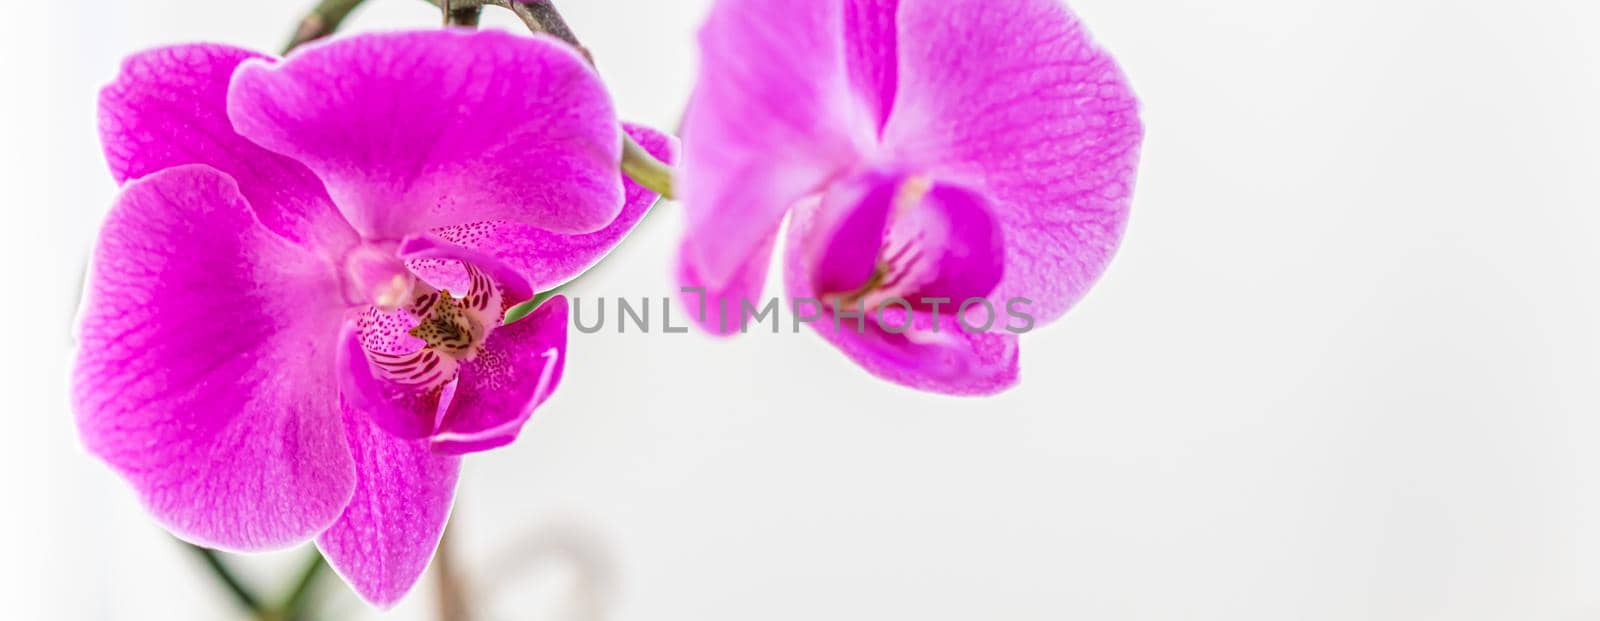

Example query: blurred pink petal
[883,0,1142,323]
[679,0,1142,394]
[787,193,1019,395]
[675,227,780,336]
[679,0,875,291]
[802,170,1005,308]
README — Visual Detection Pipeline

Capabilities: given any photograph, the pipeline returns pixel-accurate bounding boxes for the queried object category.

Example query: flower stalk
[284,0,368,54]
[445,2,484,27]
[278,550,328,620]
[188,543,272,618]
[185,540,329,621]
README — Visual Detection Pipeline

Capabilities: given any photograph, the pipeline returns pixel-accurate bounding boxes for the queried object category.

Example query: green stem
[503,0,677,198]
[186,542,274,619]
[276,550,328,621]
[445,3,484,26]
[505,0,592,64]
[284,0,368,54]
[620,136,677,200]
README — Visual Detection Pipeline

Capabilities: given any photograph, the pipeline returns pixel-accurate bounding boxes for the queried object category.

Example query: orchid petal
[882,0,1143,323]
[414,124,678,293]
[844,0,901,134]
[317,398,459,609]
[73,165,354,550]
[229,30,623,238]
[680,0,874,291]
[98,43,355,255]
[677,228,779,336]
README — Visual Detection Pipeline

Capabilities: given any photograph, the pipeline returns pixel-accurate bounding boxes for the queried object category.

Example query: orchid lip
[359,260,507,391]
[342,234,518,377]
[810,171,1006,314]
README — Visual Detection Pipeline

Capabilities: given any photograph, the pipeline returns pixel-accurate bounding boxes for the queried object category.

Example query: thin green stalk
[500,0,678,198]
[284,0,368,54]
[505,0,592,64]
[186,543,273,619]
[446,3,484,26]
[620,136,677,199]
[277,550,328,621]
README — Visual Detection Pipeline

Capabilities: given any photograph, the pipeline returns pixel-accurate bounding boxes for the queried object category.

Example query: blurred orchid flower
[74,30,674,606]
[677,0,1143,394]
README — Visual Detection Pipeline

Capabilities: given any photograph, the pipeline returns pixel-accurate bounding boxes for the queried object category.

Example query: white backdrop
[4,0,1600,619]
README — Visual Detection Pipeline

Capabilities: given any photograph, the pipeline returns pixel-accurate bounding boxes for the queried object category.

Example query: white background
[4,0,1599,619]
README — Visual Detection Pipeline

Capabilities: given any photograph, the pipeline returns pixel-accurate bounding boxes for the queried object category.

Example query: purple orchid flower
[73,30,675,606]
[676,0,1143,395]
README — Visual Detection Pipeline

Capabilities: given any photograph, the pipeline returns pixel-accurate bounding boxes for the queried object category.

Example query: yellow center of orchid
[407,290,486,359]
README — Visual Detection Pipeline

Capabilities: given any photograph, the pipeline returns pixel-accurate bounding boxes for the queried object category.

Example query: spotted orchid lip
[343,233,537,442]
[357,259,503,401]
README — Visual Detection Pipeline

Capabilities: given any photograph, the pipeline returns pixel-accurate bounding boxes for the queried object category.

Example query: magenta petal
[680,0,873,290]
[676,226,780,336]
[431,296,569,455]
[99,44,355,254]
[786,198,1018,395]
[229,30,623,238]
[882,0,1143,323]
[803,302,1020,396]
[73,165,354,550]
[416,124,678,293]
[317,398,460,609]
[844,0,901,133]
